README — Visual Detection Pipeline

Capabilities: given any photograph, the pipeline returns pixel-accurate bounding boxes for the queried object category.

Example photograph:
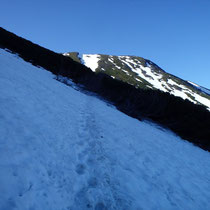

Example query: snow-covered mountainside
[187,81,210,96]
[1,50,210,210]
[64,53,210,110]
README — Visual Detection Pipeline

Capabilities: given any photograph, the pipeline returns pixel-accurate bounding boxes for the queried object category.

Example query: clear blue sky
[1,0,210,88]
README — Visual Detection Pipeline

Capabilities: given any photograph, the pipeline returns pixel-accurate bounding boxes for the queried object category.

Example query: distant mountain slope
[1,48,210,210]
[187,81,210,96]
[64,53,210,110]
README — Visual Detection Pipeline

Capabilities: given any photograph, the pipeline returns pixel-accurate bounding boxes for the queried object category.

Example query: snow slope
[1,49,210,210]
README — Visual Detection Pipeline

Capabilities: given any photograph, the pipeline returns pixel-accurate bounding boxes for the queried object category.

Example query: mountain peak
[64,52,210,110]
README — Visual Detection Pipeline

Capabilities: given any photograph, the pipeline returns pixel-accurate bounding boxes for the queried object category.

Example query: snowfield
[1,49,210,210]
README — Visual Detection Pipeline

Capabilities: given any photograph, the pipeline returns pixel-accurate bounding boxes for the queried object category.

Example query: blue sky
[1,0,210,88]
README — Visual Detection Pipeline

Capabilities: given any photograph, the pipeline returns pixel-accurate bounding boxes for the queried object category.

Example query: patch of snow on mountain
[119,57,167,92]
[193,93,210,108]
[78,52,85,64]
[115,65,121,69]
[135,78,142,82]
[122,69,130,75]
[146,85,153,89]
[201,87,210,96]
[82,54,100,72]
[63,52,69,56]
[173,82,210,107]
[167,79,180,87]
[166,79,194,102]
[166,82,210,108]
[170,89,191,101]
[188,81,210,96]
[200,87,210,95]
[108,57,114,62]
[188,81,200,87]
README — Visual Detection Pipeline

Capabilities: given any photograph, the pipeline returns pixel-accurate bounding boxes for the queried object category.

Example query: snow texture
[1,49,210,210]
[82,54,101,72]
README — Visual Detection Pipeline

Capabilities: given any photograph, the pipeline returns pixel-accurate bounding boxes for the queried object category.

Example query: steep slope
[1,48,210,210]
[1,27,210,152]
[65,53,210,110]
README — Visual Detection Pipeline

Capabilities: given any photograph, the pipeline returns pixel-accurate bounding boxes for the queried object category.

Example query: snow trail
[71,96,132,209]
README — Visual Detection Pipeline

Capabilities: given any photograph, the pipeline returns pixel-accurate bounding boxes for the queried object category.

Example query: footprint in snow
[95,202,107,210]
[75,164,86,175]
[88,177,98,188]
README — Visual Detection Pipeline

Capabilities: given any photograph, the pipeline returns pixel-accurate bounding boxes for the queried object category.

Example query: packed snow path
[1,49,210,210]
